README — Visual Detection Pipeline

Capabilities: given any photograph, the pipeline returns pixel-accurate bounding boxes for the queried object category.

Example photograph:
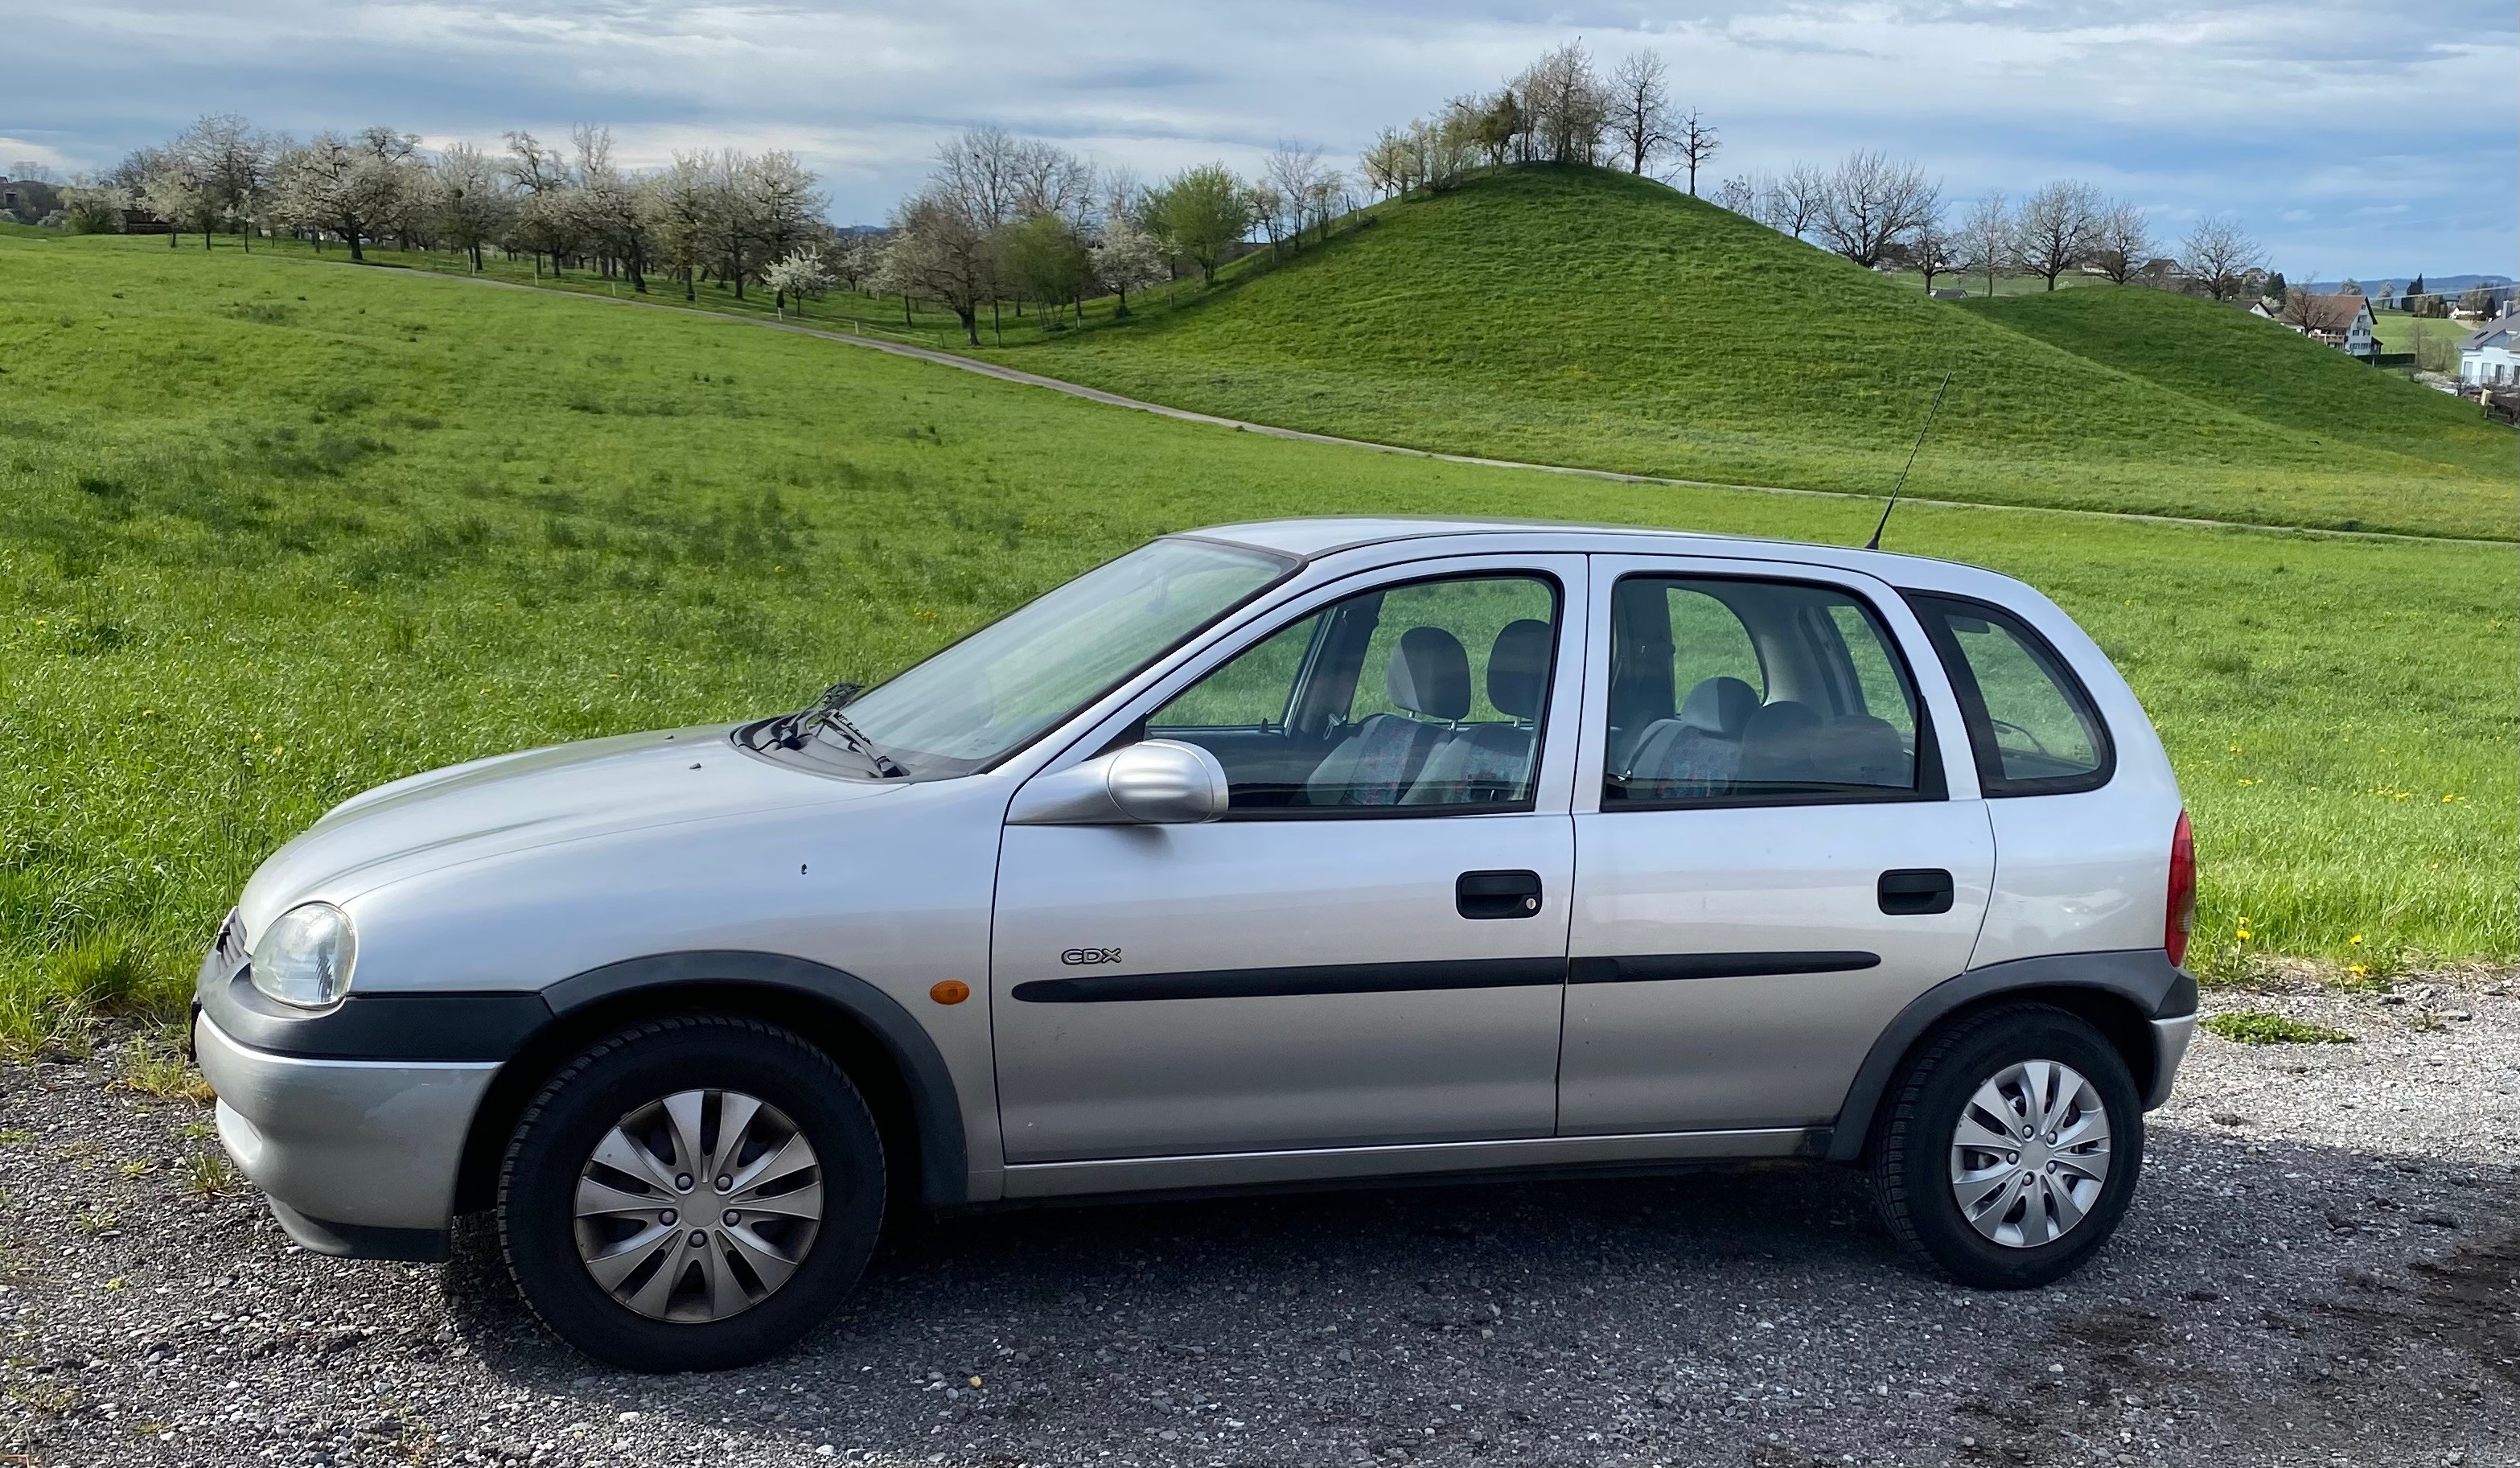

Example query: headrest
[1677,676,1761,738]
[1486,619,1553,721]
[1742,700,1821,742]
[1387,626,1471,721]
[1737,700,1823,783]
[1807,714,1909,785]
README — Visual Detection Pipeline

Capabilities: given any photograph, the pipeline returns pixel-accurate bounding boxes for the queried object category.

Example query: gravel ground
[3,980,2513,1468]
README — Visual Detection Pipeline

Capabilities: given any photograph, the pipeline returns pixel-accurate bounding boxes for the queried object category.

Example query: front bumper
[194,1013,499,1260]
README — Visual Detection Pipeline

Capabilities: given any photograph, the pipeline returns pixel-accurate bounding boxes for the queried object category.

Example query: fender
[1822,949,2196,1164]
[542,951,970,1208]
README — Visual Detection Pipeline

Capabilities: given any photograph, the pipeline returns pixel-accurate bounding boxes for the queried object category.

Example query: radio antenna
[1864,369,1952,551]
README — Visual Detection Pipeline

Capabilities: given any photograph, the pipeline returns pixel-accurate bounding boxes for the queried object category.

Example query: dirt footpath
[2,979,2513,1468]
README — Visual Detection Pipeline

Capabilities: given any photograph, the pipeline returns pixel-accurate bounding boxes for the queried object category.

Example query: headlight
[250,902,356,1009]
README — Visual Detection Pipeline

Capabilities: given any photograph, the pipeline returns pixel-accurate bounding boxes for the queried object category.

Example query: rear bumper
[195,1012,498,1258]
[2144,1012,2198,1110]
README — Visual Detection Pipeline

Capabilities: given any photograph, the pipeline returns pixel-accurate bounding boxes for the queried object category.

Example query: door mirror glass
[1006,740,1230,826]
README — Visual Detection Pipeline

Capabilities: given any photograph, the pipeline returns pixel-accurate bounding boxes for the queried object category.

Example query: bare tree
[2013,179,2102,290]
[502,130,579,277]
[1513,42,1609,165]
[647,151,719,301]
[932,126,1027,230]
[430,142,508,271]
[1775,161,1829,240]
[2087,199,2152,285]
[1816,150,1938,268]
[877,185,996,343]
[1959,191,2010,296]
[2181,213,2265,302]
[1263,143,1326,253]
[1910,209,1960,292]
[1606,51,1674,176]
[1671,109,1720,196]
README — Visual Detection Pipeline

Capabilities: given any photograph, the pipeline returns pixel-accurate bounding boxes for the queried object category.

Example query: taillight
[2164,809,2196,968]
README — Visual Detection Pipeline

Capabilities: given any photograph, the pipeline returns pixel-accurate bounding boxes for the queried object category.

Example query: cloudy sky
[3,0,2511,278]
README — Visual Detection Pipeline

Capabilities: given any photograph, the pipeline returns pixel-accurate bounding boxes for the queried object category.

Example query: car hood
[238,726,899,929]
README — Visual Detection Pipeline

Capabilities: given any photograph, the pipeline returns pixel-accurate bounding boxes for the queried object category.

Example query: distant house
[2281,294,2379,360]
[2247,300,2280,321]
[2460,317,2520,388]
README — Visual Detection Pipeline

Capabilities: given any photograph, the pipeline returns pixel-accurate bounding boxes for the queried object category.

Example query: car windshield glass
[828,538,1294,779]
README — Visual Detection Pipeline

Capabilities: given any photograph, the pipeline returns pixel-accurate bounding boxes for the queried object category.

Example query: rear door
[1560,554,1995,1137]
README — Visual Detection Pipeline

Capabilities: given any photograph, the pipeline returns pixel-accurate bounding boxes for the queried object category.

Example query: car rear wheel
[1870,1004,2143,1289]
[497,1015,886,1371]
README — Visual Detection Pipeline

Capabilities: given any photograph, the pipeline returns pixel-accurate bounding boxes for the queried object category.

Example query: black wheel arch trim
[536,951,970,1208]
[1823,948,2193,1164]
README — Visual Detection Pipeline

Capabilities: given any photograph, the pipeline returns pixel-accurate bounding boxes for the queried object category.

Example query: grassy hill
[1959,286,2510,481]
[0,235,2511,1043]
[976,167,2513,540]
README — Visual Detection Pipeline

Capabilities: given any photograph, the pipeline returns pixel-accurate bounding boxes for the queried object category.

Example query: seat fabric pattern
[1401,619,1553,806]
[1304,627,1468,807]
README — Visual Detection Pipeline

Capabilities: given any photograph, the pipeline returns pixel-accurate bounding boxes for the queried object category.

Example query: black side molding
[1823,948,2194,1163]
[1569,952,1881,985]
[1013,956,1566,1004]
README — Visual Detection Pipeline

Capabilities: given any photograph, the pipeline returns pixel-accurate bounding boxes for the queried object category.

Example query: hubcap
[572,1089,824,1323]
[1947,1059,2111,1249]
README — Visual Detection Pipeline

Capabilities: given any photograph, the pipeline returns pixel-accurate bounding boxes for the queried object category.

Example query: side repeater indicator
[1059,948,1123,967]
[929,980,972,1005]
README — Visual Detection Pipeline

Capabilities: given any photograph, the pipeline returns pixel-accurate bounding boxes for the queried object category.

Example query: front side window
[831,537,1293,778]
[1145,574,1560,812]
[1906,594,2111,796]
[1605,576,1927,807]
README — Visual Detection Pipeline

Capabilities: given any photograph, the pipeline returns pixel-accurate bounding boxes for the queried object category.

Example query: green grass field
[1959,289,2506,479]
[1,234,2512,1048]
[965,167,2513,541]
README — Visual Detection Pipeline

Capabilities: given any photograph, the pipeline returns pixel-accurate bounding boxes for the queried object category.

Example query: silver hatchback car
[195,519,2200,1371]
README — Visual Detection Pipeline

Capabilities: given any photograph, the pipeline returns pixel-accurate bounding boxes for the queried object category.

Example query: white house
[2459,316,2519,388]
[2273,294,2379,360]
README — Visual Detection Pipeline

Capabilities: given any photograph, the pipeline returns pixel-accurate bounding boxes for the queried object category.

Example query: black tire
[1870,1003,2143,1289]
[497,1015,886,1371]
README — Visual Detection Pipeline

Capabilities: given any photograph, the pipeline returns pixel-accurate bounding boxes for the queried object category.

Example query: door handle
[1457,870,1543,920]
[1879,868,1955,915]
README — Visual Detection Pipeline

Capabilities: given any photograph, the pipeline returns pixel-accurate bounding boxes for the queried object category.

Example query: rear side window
[1605,576,1931,808]
[1906,594,2112,796]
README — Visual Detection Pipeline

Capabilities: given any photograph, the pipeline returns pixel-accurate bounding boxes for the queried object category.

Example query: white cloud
[0,0,2509,272]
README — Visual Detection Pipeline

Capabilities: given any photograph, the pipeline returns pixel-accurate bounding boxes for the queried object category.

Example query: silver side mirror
[1006,740,1231,826]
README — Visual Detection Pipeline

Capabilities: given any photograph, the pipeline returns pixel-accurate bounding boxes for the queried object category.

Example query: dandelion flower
[2349,934,2364,945]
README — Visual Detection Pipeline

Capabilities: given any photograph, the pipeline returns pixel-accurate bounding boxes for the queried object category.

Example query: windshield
[825,537,1295,778]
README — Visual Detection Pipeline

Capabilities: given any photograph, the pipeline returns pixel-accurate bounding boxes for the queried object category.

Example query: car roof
[1185,516,1979,584]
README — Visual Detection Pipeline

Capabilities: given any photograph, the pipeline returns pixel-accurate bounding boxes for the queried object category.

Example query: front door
[1560,557,1996,1136]
[991,558,1585,1163]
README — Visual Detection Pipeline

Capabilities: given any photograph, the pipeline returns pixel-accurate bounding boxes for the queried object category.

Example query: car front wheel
[497,1015,886,1371]
[1870,1003,2144,1289]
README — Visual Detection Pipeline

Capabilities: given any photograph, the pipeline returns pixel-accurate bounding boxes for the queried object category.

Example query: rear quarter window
[1905,593,2113,796]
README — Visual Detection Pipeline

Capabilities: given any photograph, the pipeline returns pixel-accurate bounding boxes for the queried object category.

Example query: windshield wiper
[812,705,906,779]
[759,681,905,778]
